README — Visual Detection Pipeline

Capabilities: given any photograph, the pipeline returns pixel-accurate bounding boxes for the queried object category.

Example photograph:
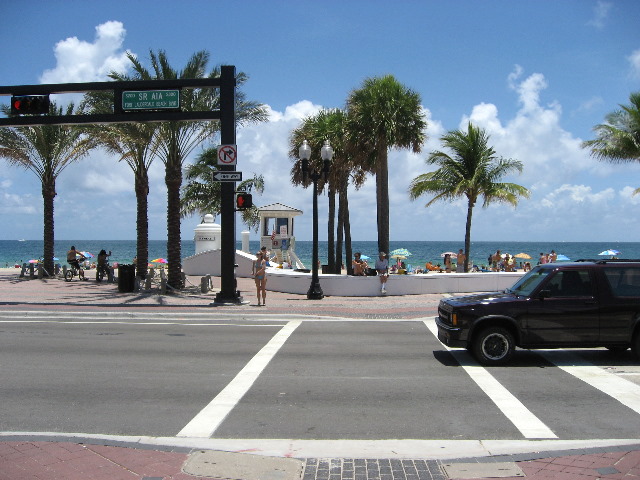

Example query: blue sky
[1,0,639,244]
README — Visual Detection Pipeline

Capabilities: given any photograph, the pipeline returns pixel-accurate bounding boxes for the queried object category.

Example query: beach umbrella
[360,255,371,261]
[80,251,94,258]
[151,258,168,263]
[28,259,39,263]
[598,249,620,256]
[440,251,456,257]
[390,248,412,257]
[556,254,571,261]
[514,253,531,259]
[390,254,407,260]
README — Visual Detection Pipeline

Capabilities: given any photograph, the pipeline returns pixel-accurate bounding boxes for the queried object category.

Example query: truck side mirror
[539,289,551,299]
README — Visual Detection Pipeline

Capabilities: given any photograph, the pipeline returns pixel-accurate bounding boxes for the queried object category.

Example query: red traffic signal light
[11,95,50,115]
[236,193,253,210]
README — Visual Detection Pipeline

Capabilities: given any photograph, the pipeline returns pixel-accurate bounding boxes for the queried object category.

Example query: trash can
[117,264,136,293]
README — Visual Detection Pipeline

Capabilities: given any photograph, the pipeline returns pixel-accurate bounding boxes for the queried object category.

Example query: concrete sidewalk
[1,270,639,480]
[1,437,639,480]
[0,269,442,319]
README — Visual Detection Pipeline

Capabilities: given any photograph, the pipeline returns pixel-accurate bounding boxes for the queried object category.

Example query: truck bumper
[435,317,467,348]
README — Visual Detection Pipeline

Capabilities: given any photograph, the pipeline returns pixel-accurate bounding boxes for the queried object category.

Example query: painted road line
[177,319,302,438]
[424,319,557,439]
[0,320,285,327]
[538,350,640,415]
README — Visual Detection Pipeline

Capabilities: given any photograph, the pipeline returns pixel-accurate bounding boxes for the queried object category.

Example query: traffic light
[236,193,253,210]
[10,95,50,115]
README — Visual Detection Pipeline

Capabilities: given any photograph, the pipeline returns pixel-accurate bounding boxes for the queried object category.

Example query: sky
[1,0,639,245]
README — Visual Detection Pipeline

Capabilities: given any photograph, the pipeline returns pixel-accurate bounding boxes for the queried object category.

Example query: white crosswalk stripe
[423,319,557,439]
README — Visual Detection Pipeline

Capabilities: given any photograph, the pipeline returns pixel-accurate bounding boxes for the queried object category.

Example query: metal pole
[307,172,324,299]
[215,65,242,304]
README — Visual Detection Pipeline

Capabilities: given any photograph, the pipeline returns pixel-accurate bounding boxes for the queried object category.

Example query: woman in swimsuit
[253,251,267,306]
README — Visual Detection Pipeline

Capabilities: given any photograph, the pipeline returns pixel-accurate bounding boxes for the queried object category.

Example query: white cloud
[0,190,38,215]
[39,21,131,84]
[628,48,640,79]
[574,96,604,114]
[586,1,612,29]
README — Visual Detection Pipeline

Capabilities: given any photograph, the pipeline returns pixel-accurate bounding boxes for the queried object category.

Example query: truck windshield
[507,266,552,297]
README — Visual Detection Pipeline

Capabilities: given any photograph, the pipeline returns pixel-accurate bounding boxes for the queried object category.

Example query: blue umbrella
[360,255,371,261]
[598,249,620,256]
[556,254,571,261]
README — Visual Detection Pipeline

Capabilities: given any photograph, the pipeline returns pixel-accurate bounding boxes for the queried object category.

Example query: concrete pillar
[242,230,250,253]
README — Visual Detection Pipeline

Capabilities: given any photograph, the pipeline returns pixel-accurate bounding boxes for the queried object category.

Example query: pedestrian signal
[236,193,253,210]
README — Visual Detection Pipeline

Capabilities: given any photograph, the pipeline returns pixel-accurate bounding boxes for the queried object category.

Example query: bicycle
[96,262,111,282]
[65,262,86,282]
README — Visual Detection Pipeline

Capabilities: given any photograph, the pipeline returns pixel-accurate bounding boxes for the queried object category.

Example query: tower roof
[258,203,303,216]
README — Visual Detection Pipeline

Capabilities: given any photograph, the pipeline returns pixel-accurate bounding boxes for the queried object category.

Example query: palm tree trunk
[336,193,344,274]
[340,181,353,275]
[376,141,390,256]
[166,159,183,290]
[42,180,56,276]
[327,185,336,272]
[135,171,149,280]
[464,200,474,273]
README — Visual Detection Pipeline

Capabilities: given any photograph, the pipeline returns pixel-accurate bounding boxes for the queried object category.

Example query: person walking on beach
[252,251,267,306]
[375,251,389,294]
[456,249,466,273]
[492,250,501,271]
[444,254,452,273]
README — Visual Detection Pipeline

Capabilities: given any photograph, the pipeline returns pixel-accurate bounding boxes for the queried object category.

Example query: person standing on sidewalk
[375,251,389,294]
[252,251,267,306]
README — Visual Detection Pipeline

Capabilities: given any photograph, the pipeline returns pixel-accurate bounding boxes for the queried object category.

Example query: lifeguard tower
[258,203,305,269]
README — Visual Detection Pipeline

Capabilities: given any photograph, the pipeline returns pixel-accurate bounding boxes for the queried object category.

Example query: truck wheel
[473,326,515,366]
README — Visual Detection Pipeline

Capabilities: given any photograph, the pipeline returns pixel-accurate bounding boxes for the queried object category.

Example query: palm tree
[289,109,366,273]
[582,91,640,194]
[126,49,267,289]
[80,87,158,280]
[0,101,96,275]
[346,75,426,256]
[408,122,530,272]
[181,145,265,231]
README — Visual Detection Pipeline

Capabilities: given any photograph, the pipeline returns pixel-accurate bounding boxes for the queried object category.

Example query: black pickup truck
[436,259,640,365]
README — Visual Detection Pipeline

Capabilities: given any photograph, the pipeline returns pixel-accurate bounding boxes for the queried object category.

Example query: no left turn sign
[217,144,237,165]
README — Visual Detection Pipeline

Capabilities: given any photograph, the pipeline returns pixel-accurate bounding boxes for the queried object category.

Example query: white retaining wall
[265,269,524,296]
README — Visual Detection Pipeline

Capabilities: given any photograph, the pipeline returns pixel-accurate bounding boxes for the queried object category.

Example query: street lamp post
[299,139,333,300]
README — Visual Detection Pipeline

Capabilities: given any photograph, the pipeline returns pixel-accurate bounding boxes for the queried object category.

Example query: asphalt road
[2,314,640,444]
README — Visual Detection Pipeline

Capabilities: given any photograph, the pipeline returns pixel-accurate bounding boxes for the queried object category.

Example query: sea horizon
[2,239,639,270]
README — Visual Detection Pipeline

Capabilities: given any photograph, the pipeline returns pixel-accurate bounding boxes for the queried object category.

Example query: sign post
[214,66,242,304]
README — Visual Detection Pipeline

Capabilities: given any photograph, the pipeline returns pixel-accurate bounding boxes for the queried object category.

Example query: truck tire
[472,326,515,366]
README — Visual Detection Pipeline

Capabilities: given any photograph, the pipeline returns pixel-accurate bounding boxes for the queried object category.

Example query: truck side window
[604,267,640,297]
[546,270,593,297]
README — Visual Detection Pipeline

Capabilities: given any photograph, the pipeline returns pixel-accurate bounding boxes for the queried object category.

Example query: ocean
[1,239,639,269]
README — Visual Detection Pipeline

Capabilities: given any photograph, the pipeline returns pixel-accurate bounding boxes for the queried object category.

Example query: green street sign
[122,89,180,111]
